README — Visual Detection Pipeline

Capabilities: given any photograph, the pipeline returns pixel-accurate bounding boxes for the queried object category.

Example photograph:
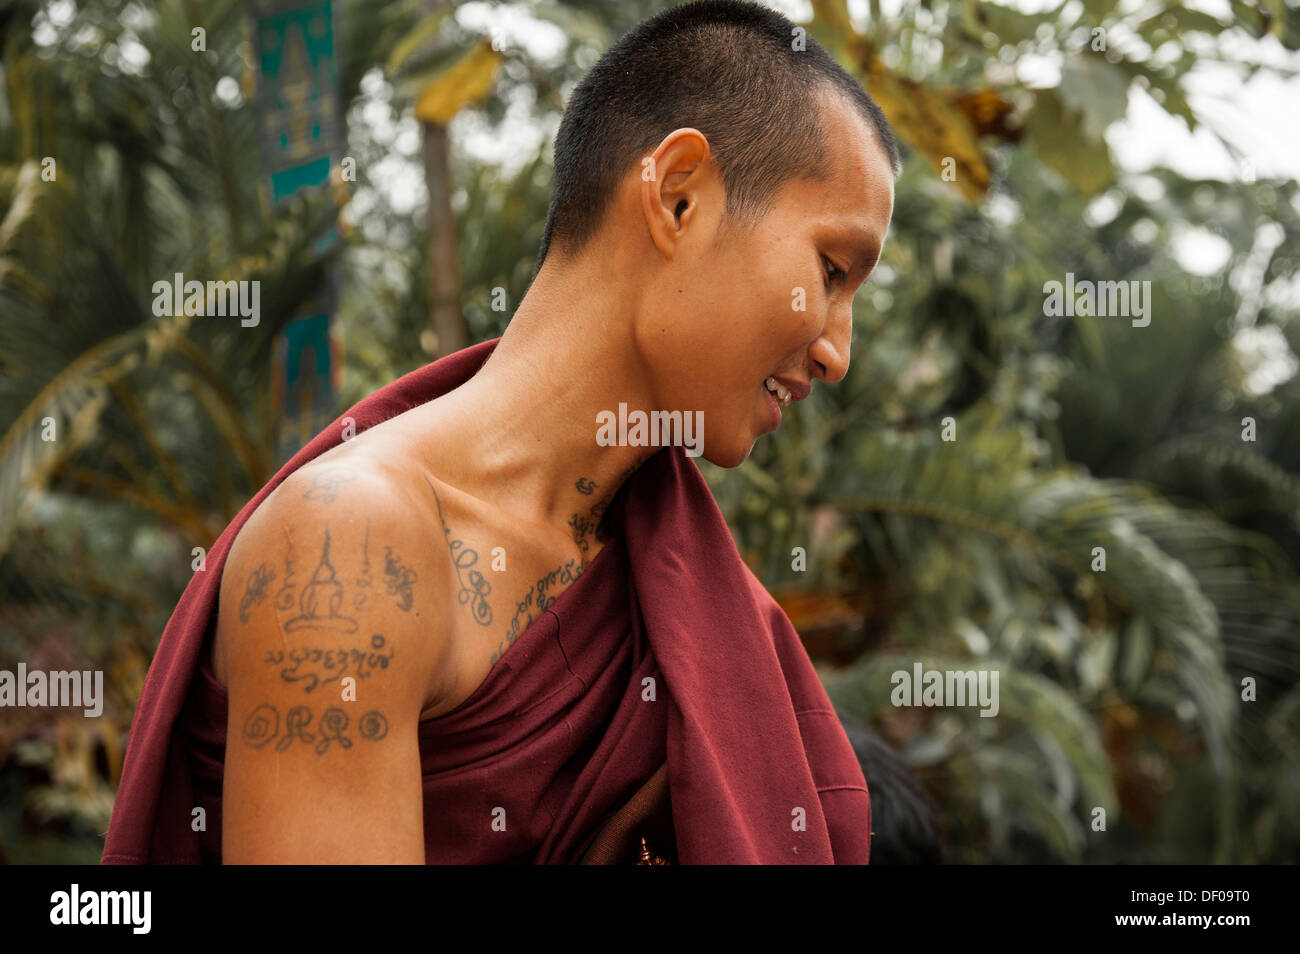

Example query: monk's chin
[701,439,754,469]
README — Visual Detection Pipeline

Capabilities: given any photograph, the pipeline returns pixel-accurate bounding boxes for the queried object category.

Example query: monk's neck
[411,270,659,538]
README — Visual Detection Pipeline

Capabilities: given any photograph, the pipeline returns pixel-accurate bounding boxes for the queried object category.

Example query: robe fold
[101,337,871,864]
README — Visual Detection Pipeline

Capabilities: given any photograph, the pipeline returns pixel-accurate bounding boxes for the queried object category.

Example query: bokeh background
[1,0,1298,864]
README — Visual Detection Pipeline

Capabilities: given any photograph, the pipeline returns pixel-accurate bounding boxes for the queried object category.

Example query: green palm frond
[1135,434,1300,528]
[824,650,1118,861]
[709,389,1300,859]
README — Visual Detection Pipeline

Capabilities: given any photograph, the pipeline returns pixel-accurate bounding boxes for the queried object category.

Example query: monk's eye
[822,255,847,287]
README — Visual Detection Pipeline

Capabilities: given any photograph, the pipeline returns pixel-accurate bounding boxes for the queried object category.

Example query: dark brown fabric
[577,762,675,864]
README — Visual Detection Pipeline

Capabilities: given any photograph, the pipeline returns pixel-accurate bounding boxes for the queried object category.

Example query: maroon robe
[101,338,871,864]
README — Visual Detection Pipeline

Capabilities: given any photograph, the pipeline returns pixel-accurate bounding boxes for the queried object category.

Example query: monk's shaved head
[536,0,901,271]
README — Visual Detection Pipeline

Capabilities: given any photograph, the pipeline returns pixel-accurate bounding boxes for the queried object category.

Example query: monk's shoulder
[736,559,783,623]
[225,451,440,595]
[214,452,457,708]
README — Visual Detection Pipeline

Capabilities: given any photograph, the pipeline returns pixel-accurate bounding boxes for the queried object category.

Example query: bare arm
[218,467,448,863]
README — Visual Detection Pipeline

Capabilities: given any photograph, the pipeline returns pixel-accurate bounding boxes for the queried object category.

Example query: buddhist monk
[102,0,899,864]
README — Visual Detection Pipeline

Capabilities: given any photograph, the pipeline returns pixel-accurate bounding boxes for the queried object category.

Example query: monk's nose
[809,302,852,384]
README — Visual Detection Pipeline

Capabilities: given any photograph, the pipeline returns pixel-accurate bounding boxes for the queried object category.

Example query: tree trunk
[422,120,465,359]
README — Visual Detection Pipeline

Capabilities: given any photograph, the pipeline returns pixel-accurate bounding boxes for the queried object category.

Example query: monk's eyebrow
[828,218,881,273]
[851,231,882,276]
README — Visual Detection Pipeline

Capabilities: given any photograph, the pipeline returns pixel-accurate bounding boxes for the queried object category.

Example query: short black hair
[535,0,902,271]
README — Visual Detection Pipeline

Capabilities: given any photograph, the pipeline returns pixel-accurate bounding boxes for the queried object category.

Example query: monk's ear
[640,128,711,261]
